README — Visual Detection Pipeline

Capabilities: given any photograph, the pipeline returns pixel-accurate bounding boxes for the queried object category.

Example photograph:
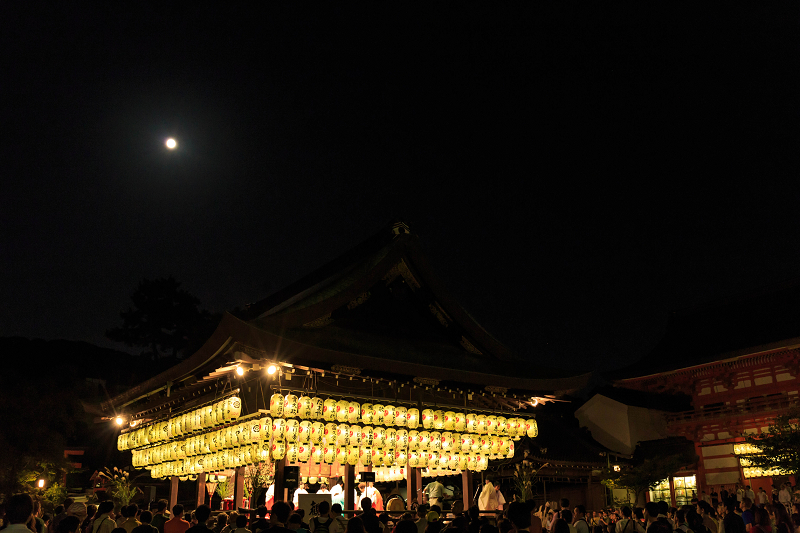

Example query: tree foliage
[107,277,217,358]
[601,452,697,505]
[744,409,800,476]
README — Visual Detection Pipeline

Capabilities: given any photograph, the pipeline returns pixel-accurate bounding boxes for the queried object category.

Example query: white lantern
[298,396,313,419]
[347,446,359,465]
[443,411,455,431]
[230,396,242,420]
[383,447,395,465]
[526,419,538,438]
[348,402,361,424]
[395,406,407,427]
[349,425,362,446]
[323,445,335,464]
[298,421,312,442]
[361,403,374,425]
[409,449,420,468]
[286,443,299,463]
[336,424,350,445]
[285,419,300,442]
[466,413,478,433]
[419,431,431,449]
[421,409,434,429]
[311,445,323,464]
[480,435,491,454]
[260,417,272,440]
[336,446,348,464]
[359,446,371,466]
[429,431,441,450]
[272,440,286,460]
[396,447,408,466]
[311,421,325,444]
[297,442,311,462]
[409,430,420,449]
[486,416,497,434]
[476,415,487,434]
[496,416,507,435]
[433,410,444,430]
[270,394,285,418]
[396,429,409,448]
[373,426,386,448]
[470,434,481,453]
[272,418,286,440]
[311,397,325,419]
[507,440,515,458]
[324,423,337,444]
[372,404,385,426]
[361,426,374,446]
[370,448,383,466]
[284,394,299,417]
[385,428,397,449]
[441,432,453,451]
[383,405,396,426]
[335,400,349,423]
[323,399,337,421]
[407,408,419,429]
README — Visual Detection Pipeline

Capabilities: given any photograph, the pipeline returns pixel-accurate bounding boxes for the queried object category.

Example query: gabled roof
[101,221,592,416]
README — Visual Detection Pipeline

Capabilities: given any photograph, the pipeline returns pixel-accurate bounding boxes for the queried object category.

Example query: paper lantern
[311,445,323,463]
[396,447,408,466]
[348,402,361,424]
[480,436,491,453]
[287,443,299,463]
[298,421,312,442]
[240,422,251,444]
[230,396,242,420]
[526,419,538,438]
[441,432,453,451]
[383,447,395,465]
[498,436,510,455]
[394,406,407,427]
[470,434,481,453]
[117,435,126,451]
[270,394,285,418]
[272,439,286,460]
[370,448,383,466]
[311,421,325,444]
[372,404,385,426]
[447,452,458,470]
[409,449,420,468]
[359,446,371,465]
[336,446,348,464]
[347,446,359,465]
[407,408,420,429]
[298,396,313,419]
[421,409,434,429]
[311,397,325,419]
[261,417,274,440]
[295,442,310,462]
[418,450,428,468]
[490,435,500,455]
[336,424,350,445]
[323,445,335,464]
[409,430,420,449]
[323,399,337,421]
[429,432,441,450]
[361,403,374,425]
[361,426,374,446]
[507,440,515,458]
[324,423,337,444]
[433,410,444,430]
[221,426,231,448]
[396,429,409,447]
[419,431,431,449]
[335,400,349,423]
[496,416,507,435]
[466,413,478,433]
[284,395,299,417]
[506,418,519,436]
[443,411,455,431]
[286,419,300,442]
[429,451,440,468]
[477,454,488,471]
[476,415,487,434]
[348,425,362,446]
[385,428,397,449]
[486,416,497,434]
[468,453,479,471]
[383,405,396,426]
[271,418,286,440]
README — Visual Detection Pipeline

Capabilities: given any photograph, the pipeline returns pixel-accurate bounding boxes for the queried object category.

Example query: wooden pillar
[462,470,473,511]
[587,473,592,511]
[274,459,286,504]
[197,475,206,507]
[406,467,416,510]
[169,476,179,512]
[344,464,355,512]
[415,468,423,505]
[234,466,245,510]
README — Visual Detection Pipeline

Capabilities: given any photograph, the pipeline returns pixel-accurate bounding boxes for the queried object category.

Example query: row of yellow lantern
[742,466,786,478]
[269,394,536,436]
[119,396,242,450]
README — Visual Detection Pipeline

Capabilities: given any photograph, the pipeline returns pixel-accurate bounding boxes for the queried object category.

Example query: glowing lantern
[323,399,337,421]
[433,410,444,430]
[347,446,359,465]
[298,396,312,419]
[230,396,241,420]
[496,416,507,434]
[498,436,510,455]
[385,428,397,449]
[430,451,441,468]
[443,411,455,431]
[397,447,408,466]
[507,440,515,458]
[311,445,323,463]
[466,414,478,433]
[383,405,396,426]
[486,416,497,434]
[311,422,324,444]
[336,424,350,445]
[421,409,434,429]
[395,406,407,427]
[470,434,481,453]
[250,419,262,441]
[477,454,488,471]
[429,432,441,450]
[372,404,385,426]
[287,443,299,463]
[272,440,286,460]
[409,449,420,468]
[349,425,362,446]
[373,426,386,447]
[286,419,300,442]
[480,436,491,453]
[336,446,348,464]
[441,432,453,451]
[348,402,360,424]
[396,429,409,447]
[284,395,299,417]
[526,419,538,438]
[370,448,382,466]
[240,422,251,444]
[407,408,420,429]
[335,400,349,423]
[419,431,431,449]
[361,426,374,446]
[468,453,479,471]
[490,436,500,455]
[323,446,335,464]
[298,421,312,442]
[324,423,337,444]
[270,394,285,418]
[383,447,395,465]
[409,430,420,449]
[272,418,286,440]
[476,415,487,434]
[359,446,371,465]
[418,450,428,468]
[297,442,311,462]
[310,397,324,419]
[361,403,374,424]
[204,405,213,428]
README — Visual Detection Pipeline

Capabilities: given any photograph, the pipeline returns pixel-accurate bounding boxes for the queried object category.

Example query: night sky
[3,5,800,371]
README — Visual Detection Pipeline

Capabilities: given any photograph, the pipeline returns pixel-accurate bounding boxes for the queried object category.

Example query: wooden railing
[664,393,799,424]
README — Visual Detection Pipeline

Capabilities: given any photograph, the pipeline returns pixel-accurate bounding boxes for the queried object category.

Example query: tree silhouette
[744,409,800,476]
[107,277,217,358]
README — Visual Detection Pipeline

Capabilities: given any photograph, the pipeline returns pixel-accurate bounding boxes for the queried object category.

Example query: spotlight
[267,365,277,375]
[236,366,244,376]
[38,479,45,489]
[115,416,124,426]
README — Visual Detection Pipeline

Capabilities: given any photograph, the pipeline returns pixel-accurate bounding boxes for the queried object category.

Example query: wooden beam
[234,466,245,509]
[197,475,206,508]
[169,476,179,512]
[344,464,355,512]
[415,468,423,505]
[406,467,415,510]
[462,470,473,511]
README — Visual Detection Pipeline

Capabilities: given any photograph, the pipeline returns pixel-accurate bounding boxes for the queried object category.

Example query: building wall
[576,394,670,456]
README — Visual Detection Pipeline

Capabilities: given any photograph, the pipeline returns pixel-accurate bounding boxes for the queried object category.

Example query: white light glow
[236,366,244,376]
[115,416,124,426]
[267,365,277,375]
[166,138,177,149]
[38,479,45,488]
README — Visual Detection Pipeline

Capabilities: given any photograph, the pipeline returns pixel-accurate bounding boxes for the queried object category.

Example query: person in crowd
[768,505,792,533]
[740,498,754,532]
[466,506,482,533]
[395,521,417,533]
[288,515,309,533]
[377,514,390,533]
[478,480,499,513]
[415,505,430,533]
[131,512,157,533]
[506,502,530,533]
[424,480,445,508]
[252,508,270,533]
[92,502,117,533]
[52,500,75,533]
[230,515,249,533]
[329,504,348,533]
[642,504,659,530]
[211,514,227,533]
[698,501,718,533]
[750,508,771,533]
[330,481,345,510]
[163,506,189,533]
[185,506,212,533]
[6,494,35,533]
[310,501,333,533]
[779,486,793,509]
[756,489,769,507]
[712,491,720,509]
[644,522,670,533]
[722,501,746,533]
[270,501,295,533]
[347,517,366,533]
[573,507,589,533]
[83,506,98,533]
[59,517,82,533]
[358,498,381,533]
[296,510,310,532]
[551,520,571,533]
[151,502,169,533]
[219,513,237,533]
[118,505,140,533]
[615,507,644,533]
[31,499,47,533]
[294,483,310,509]
[745,488,756,504]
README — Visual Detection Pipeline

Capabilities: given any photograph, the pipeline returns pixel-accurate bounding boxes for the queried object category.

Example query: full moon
[166,138,177,149]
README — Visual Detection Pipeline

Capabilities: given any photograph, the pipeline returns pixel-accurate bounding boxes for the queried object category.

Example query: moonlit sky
[2,4,800,370]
